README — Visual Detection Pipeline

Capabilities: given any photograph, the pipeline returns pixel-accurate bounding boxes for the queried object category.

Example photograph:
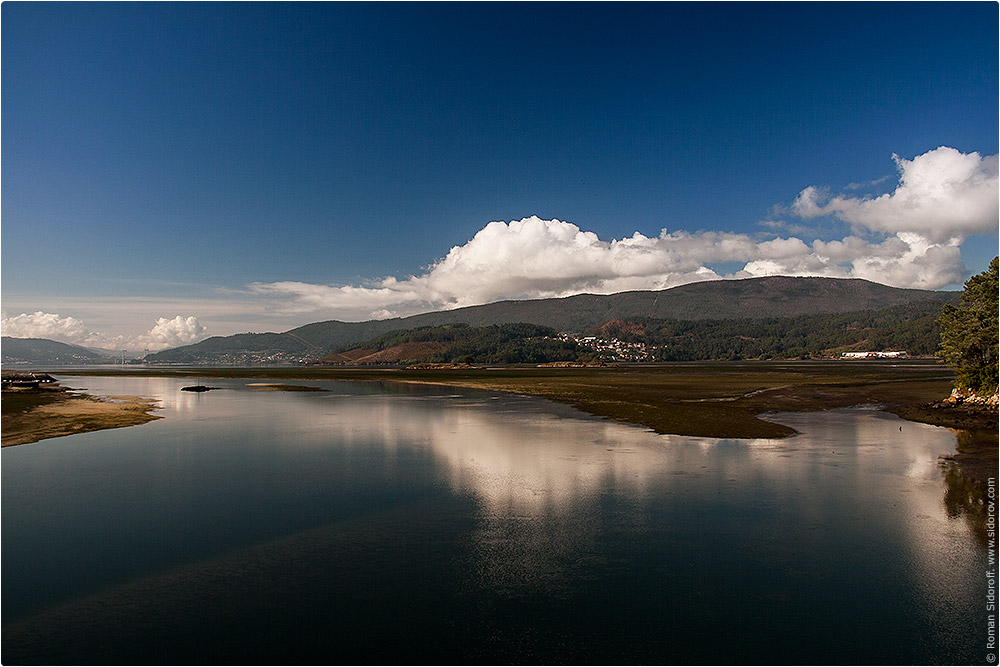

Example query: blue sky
[2,2,998,349]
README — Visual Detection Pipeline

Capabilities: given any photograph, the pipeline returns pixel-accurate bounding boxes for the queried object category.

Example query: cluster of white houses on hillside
[552,333,912,362]
[840,351,908,359]
[556,334,653,362]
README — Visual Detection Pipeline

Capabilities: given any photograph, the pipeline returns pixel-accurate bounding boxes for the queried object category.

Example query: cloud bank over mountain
[250,147,995,321]
[139,316,207,349]
[1,312,206,351]
[0,311,93,344]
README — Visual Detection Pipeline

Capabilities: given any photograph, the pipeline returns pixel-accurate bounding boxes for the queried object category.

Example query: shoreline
[54,363,979,437]
[1,384,161,447]
[9,364,996,482]
[888,401,998,483]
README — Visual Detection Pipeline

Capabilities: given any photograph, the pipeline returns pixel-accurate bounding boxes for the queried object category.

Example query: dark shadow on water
[941,455,990,548]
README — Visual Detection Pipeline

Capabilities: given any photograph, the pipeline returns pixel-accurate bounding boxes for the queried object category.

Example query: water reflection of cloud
[58,378,976,621]
[299,393,973,606]
[317,394,677,514]
[756,407,981,638]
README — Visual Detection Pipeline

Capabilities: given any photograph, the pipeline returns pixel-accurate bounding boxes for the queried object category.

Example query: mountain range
[142,276,959,365]
[2,337,116,366]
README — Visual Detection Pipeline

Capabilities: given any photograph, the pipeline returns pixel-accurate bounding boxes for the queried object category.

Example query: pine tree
[937,257,999,395]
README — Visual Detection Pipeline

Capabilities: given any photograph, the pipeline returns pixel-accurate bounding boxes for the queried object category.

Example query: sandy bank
[2,389,161,447]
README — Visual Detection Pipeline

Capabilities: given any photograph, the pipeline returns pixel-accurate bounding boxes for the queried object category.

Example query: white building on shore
[841,351,908,359]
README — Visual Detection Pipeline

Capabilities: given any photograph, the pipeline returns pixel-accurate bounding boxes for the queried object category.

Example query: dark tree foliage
[937,257,999,394]
[339,300,953,365]
[597,301,947,361]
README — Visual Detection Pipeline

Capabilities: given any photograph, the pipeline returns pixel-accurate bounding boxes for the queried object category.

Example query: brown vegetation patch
[352,341,450,364]
[317,348,378,364]
[592,319,646,337]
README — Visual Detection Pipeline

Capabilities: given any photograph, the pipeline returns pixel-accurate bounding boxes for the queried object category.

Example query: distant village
[838,350,908,359]
[4,334,913,368]
[125,336,916,366]
[554,333,908,363]
[555,333,654,362]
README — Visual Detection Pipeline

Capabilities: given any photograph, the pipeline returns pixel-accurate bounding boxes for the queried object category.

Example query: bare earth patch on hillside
[351,341,450,364]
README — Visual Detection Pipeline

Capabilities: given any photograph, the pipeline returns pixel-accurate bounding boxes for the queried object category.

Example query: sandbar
[2,388,161,447]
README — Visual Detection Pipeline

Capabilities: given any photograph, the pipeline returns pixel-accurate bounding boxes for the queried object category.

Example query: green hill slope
[586,300,949,361]
[146,276,959,364]
[2,337,114,365]
[318,300,949,365]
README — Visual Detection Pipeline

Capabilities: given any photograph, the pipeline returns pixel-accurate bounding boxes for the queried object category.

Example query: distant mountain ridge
[2,337,114,365]
[146,276,959,365]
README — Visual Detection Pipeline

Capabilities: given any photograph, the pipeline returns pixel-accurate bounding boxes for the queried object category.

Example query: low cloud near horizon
[1,312,206,351]
[251,146,998,322]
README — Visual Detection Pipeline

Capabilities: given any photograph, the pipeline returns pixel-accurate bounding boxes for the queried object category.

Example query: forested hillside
[1,337,114,365]
[146,277,959,364]
[319,300,947,365]
[592,300,946,361]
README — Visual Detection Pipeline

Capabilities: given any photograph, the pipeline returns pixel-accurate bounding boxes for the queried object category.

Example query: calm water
[2,376,988,664]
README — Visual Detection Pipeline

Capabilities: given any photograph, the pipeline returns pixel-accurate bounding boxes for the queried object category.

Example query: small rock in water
[181,385,215,392]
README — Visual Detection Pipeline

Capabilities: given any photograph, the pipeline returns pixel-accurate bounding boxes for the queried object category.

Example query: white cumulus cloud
[1,312,207,351]
[249,217,769,320]
[1,311,96,345]
[791,146,999,243]
[129,316,207,350]
[250,203,982,321]
[19,147,987,332]
[742,233,965,289]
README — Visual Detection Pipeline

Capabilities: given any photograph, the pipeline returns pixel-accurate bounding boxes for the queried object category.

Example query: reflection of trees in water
[941,456,989,548]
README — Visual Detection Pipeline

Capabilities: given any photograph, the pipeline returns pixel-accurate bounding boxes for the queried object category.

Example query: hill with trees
[146,276,959,365]
[937,257,999,396]
[322,300,950,365]
[585,300,947,361]
[1,337,115,365]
